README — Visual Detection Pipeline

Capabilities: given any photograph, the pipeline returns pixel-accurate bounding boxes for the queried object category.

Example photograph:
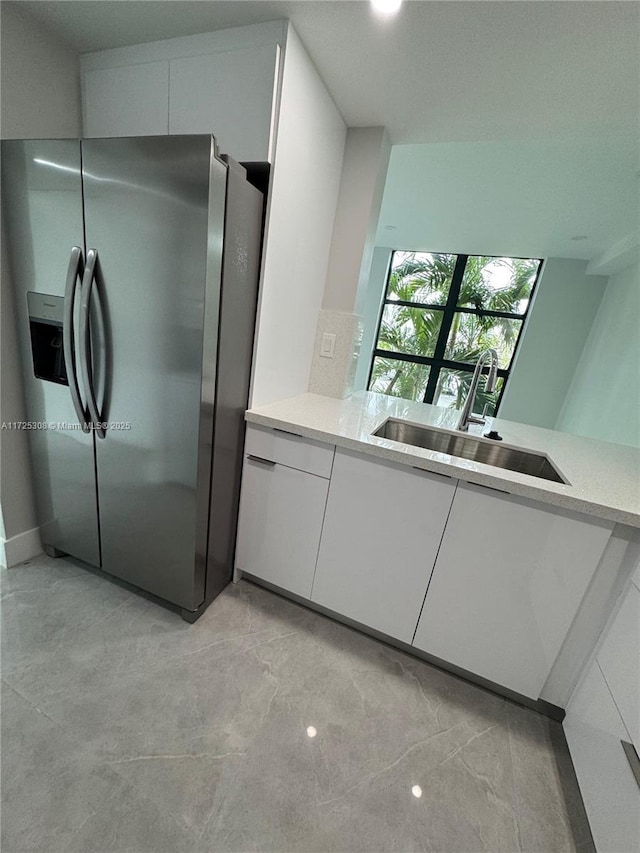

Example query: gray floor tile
[0,553,87,594]
[1,684,124,853]
[39,783,201,853]
[1,558,591,853]
[2,572,313,708]
[1,569,132,681]
[508,702,589,852]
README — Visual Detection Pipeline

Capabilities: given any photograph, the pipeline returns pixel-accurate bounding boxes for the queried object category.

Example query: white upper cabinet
[83,62,169,137]
[80,23,284,161]
[169,45,279,162]
[412,482,614,699]
[311,449,457,644]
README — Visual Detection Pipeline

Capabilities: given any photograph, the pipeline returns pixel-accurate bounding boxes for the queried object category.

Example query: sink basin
[373,419,569,484]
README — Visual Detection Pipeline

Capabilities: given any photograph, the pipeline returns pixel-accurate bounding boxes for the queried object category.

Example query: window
[368,252,542,416]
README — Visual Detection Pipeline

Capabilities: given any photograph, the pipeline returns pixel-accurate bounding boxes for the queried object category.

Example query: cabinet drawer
[564,664,640,853]
[244,424,334,478]
[597,580,640,746]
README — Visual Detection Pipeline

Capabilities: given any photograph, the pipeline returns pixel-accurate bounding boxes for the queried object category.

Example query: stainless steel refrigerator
[1,136,263,620]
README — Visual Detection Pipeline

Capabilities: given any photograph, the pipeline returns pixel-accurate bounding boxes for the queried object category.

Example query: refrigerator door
[205,158,263,604]
[81,136,226,610]
[1,140,101,566]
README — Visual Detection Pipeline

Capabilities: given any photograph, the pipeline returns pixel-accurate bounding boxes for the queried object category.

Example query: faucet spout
[455,348,499,432]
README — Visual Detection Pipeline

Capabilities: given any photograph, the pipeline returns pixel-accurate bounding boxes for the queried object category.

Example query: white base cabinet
[311,449,456,644]
[235,430,620,707]
[564,565,640,853]
[412,482,614,699]
[564,664,640,852]
[595,573,640,747]
[235,425,334,599]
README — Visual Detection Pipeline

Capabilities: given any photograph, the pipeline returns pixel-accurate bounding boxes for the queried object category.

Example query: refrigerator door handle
[79,248,106,439]
[63,246,90,433]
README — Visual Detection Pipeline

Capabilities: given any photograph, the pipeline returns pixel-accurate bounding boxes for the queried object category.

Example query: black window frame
[367,251,544,415]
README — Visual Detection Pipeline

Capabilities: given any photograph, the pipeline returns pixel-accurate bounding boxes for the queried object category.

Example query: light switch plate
[320,332,336,359]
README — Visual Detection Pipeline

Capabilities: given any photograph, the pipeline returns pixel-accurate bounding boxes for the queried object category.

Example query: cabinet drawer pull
[471,482,510,496]
[273,427,303,438]
[412,466,452,480]
[621,740,640,790]
[247,454,276,467]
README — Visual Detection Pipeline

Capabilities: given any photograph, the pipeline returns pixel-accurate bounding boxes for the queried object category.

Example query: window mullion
[422,255,467,403]
[366,251,395,390]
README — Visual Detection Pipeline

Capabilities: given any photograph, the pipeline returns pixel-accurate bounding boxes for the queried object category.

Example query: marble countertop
[245,391,640,528]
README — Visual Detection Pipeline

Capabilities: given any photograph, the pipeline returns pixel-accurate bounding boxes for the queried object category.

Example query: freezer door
[1,140,101,566]
[81,136,225,610]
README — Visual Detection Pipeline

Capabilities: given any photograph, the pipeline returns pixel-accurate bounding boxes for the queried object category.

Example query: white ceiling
[376,134,639,261]
[12,1,639,145]
[12,0,639,261]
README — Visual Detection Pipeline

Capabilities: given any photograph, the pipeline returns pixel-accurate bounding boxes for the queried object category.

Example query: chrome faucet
[455,348,498,432]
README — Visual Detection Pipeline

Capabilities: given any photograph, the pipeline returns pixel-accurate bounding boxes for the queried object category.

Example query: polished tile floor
[2,555,593,853]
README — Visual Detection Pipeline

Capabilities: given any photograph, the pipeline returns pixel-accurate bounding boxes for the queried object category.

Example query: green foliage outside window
[369,252,541,415]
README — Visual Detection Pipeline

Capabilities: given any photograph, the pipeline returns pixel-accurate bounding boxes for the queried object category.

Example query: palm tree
[373,253,456,397]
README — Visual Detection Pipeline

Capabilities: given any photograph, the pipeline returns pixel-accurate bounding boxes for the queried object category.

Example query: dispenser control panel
[27,291,64,325]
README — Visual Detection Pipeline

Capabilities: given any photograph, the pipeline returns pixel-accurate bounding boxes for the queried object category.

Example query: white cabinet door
[564,664,640,853]
[83,62,169,137]
[413,482,614,699]
[235,456,329,599]
[597,579,640,747]
[169,45,279,162]
[311,449,457,644]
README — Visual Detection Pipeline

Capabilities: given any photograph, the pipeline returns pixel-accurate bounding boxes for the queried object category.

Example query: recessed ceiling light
[384,225,398,231]
[570,235,588,241]
[412,785,423,798]
[306,726,317,738]
[371,0,403,15]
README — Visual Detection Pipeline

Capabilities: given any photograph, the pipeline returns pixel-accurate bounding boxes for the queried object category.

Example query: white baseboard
[0,527,42,568]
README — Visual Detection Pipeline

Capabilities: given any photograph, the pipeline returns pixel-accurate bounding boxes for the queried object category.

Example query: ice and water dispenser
[27,292,68,385]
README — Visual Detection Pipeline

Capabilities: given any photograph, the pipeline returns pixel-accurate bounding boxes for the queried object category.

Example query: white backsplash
[308,310,362,398]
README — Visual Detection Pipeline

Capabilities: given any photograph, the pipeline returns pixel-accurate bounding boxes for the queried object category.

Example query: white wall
[322,127,391,314]
[250,24,346,407]
[0,3,81,138]
[0,2,81,566]
[353,247,391,391]
[500,259,606,429]
[308,126,391,398]
[557,261,640,447]
[0,235,42,568]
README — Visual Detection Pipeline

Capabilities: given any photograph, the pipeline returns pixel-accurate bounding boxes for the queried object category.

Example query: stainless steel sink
[373,419,569,484]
